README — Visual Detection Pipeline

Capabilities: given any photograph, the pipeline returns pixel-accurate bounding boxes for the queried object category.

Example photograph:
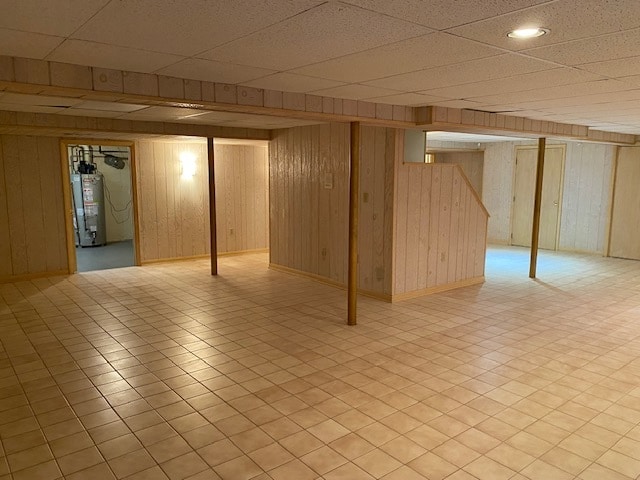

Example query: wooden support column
[348,122,360,325]
[207,137,218,276]
[529,137,546,278]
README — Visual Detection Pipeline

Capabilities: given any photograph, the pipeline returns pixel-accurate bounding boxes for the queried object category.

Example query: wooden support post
[348,122,360,325]
[529,137,546,278]
[207,137,218,276]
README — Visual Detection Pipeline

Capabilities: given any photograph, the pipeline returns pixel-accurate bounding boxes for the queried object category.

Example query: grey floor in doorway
[76,239,134,272]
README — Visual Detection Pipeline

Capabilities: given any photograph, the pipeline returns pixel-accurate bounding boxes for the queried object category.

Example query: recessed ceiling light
[507,27,549,39]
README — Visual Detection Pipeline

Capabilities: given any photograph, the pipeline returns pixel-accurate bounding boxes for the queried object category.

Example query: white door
[511,146,564,250]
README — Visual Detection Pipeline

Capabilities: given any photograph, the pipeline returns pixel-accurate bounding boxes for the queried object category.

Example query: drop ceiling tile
[1,93,83,107]
[516,89,640,110]
[523,28,640,66]
[118,106,209,120]
[618,75,640,88]
[367,54,554,91]
[448,0,640,51]
[365,92,445,106]
[0,103,66,114]
[291,32,502,83]
[0,28,62,59]
[48,39,182,73]
[57,108,123,118]
[156,58,275,85]
[199,1,430,71]
[0,0,109,37]
[429,99,486,109]
[420,68,604,99]
[242,73,343,93]
[341,0,549,29]
[72,0,323,56]
[311,84,401,100]
[578,56,640,78]
[72,101,147,112]
[465,79,633,105]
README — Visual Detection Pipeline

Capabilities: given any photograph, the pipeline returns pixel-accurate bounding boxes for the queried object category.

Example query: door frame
[510,144,566,251]
[59,139,142,273]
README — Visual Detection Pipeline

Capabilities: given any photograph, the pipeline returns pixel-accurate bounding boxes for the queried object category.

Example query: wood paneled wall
[136,140,268,263]
[482,140,614,253]
[482,141,517,244]
[270,123,350,285]
[437,151,484,196]
[358,126,395,295]
[136,140,210,262]
[269,123,395,296]
[394,131,488,299]
[0,135,67,280]
[270,125,487,300]
[214,144,269,253]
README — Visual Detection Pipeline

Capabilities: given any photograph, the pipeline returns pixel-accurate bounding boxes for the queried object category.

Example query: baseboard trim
[0,269,69,284]
[391,276,485,302]
[218,248,269,257]
[141,254,211,265]
[269,264,392,302]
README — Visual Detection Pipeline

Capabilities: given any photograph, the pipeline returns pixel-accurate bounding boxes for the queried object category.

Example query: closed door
[511,146,564,250]
[609,147,640,259]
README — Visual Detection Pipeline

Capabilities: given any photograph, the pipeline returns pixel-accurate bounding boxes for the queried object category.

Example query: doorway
[62,140,140,272]
[511,145,565,250]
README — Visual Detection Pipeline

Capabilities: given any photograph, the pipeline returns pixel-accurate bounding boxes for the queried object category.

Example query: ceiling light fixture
[507,27,549,39]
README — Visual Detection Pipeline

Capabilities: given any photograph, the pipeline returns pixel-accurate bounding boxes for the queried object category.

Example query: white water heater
[72,173,107,247]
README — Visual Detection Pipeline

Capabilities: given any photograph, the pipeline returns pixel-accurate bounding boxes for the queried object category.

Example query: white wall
[482,140,615,253]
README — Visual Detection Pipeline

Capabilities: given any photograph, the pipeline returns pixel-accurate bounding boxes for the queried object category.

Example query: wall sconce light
[180,152,197,178]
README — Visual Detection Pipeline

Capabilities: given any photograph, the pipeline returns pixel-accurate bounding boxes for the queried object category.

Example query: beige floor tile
[379,436,426,463]
[269,458,316,480]
[147,435,192,463]
[307,419,350,443]
[57,446,104,475]
[98,433,142,460]
[108,449,155,478]
[381,464,428,480]
[301,445,347,474]
[486,443,536,471]
[248,443,294,471]
[463,456,517,480]
[433,439,481,468]
[353,448,402,478]
[65,462,116,480]
[356,422,400,447]
[506,431,554,457]
[578,463,634,480]
[330,432,375,460]
[5,251,640,480]
[279,430,324,457]
[454,427,500,454]
[323,462,375,480]
[213,455,262,480]
[11,459,61,480]
[197,439,242,467]
[541,446,591,476]
[596,450,640,478]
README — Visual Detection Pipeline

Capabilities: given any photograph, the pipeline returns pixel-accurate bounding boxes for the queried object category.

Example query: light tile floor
[1,246,640,479]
